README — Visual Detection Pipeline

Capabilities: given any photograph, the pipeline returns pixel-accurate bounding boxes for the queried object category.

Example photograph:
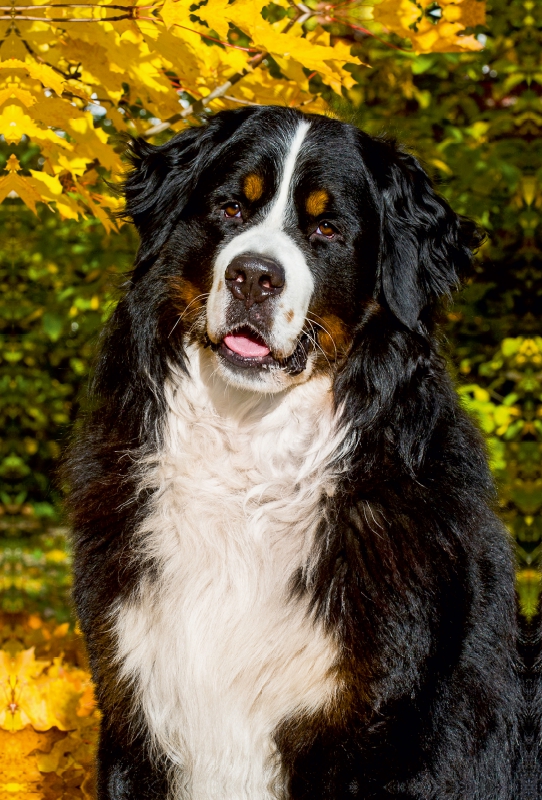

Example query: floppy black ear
[125,128,203,229]
[369,140,484,329]
[122,107,259,275]
[122,125,216,270]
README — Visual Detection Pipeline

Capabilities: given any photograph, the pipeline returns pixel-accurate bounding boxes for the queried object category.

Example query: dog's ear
[122,109,257,274]
[368,140,484,330]
[122,125,215,269]
[124,128,203,229]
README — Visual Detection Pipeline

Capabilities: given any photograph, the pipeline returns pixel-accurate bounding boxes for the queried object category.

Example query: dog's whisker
[168,316,182,339]
[168,296,209,339]
[305,330,329,370]
[305,321,334,369]
[306,314,338,360]
[186,310,206,339]
[178,293,210,321]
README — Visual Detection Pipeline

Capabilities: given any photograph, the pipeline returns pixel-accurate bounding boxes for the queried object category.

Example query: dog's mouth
[223,329,271,359]
[215,327,310,376]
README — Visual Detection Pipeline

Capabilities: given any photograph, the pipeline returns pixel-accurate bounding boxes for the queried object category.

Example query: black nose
[225,254,285,308]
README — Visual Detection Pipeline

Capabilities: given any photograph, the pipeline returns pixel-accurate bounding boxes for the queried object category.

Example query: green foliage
[0,203,137,536]
[0,530,73,621]
[1,0,540,615]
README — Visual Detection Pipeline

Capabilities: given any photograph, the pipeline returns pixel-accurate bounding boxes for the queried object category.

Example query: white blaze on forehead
[265,121,310,228]
[207,120,314,368]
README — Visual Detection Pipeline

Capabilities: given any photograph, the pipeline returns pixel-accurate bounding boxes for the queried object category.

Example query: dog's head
[123,106,481,394]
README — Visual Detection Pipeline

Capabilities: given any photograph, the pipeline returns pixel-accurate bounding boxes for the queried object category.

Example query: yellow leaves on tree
[374,0,486,53]
[0,0,486,226]
[0,616,98,800]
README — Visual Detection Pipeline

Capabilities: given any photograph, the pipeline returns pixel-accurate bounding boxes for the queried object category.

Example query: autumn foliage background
[0,0,540,796]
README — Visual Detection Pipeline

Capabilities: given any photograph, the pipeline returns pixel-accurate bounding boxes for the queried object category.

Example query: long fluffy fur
[65,106,523,799]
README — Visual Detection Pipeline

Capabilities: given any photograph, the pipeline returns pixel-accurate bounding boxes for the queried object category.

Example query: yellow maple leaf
[55,154,92,177]
[0,622,100,799]
[5,153,21,172]
[160,0,203,31]
[55,197,82,220]
[193,0,270,40]
[67,113,122,172]
[0,726,54,797]
[0,648,96,734]
[0,84,37,108]
[0,104,71,145]
[442,0,486,27]
[374,0,484,53]
[29,170,63,197]
[30,96,87,130]
[0,649,50,732]
[0,58,65,95]
[0,172,45,213]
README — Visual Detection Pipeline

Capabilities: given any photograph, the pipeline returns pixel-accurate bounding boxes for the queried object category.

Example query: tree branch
[143,52,266,138]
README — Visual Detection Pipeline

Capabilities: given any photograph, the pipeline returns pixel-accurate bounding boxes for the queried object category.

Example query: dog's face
[124,107,480,394]
[184,113,380,392]
[204,117,378,392]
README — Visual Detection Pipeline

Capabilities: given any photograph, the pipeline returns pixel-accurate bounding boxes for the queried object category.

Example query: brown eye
[224,202,242,219]
[316,221,336,238]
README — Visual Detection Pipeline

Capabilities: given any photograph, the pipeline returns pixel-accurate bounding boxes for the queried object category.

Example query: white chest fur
[113,347,345,799]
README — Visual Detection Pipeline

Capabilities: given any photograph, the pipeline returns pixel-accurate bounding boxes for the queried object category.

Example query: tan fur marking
[317,314,351,360]
[306,189,329,217]
[285,309,294,323]
[243,173,264,202]
[170,277,205,315]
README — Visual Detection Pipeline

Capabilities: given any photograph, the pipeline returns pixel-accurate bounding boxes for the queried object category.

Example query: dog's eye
[316,221,336,239]
[223,203,242,219]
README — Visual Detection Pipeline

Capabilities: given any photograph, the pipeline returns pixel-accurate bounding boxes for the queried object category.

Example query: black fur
[518,611,542,800]
[65,106,523,799]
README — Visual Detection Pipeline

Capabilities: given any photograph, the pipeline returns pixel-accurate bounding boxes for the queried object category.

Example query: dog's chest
[114,371,341,798]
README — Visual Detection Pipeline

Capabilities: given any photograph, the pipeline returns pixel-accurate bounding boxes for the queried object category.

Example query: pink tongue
[224,332,270,358]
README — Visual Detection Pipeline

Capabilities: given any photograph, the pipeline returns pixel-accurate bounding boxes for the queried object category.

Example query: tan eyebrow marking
[306,189,329,217]
[243,173,264,202]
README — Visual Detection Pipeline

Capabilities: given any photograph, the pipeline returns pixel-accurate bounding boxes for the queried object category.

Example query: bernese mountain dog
[67,106,522,799]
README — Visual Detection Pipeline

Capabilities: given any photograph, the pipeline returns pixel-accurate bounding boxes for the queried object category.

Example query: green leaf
[42,312,64,342]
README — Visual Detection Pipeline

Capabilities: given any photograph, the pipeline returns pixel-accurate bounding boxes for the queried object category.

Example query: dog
[66,106,521,799]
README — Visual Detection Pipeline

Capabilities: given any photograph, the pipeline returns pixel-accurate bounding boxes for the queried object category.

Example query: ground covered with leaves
[0,529,96,799]
[0,608,98,800]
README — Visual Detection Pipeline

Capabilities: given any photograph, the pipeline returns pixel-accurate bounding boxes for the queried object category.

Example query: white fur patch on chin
[213,345,316,394]
[113,344,350,799]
